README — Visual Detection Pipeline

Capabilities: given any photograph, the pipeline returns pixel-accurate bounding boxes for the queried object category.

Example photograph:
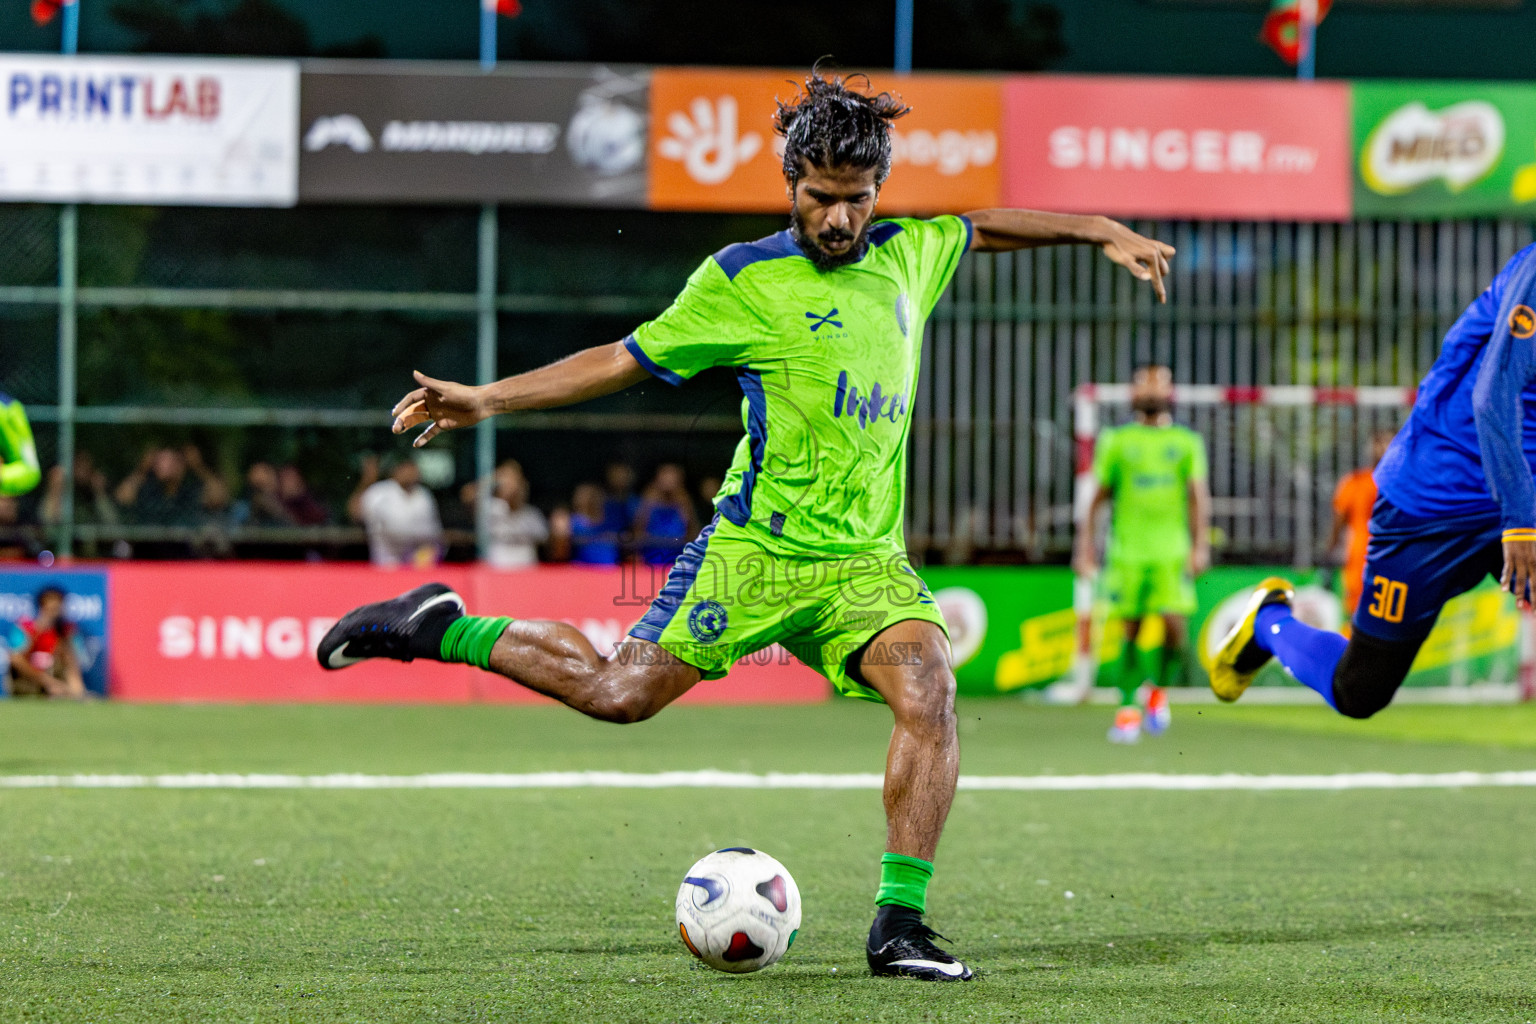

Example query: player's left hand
[1098,220,1176,304]
[1500,537,1536,611]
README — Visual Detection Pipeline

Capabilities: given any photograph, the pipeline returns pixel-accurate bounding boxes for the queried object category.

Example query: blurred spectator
[115,445,231,526]
[0,496,29,559]
[349,454,442,568]
[634,463,698,566]
[552,482,620,565]
[232,462,293,527]
[697,475,722,524]
[40,452,118,527]
[482,459,549,570]
[6,585,84,699]
[601,461,639,546]
[278,465,329,526]
[442,479,478,534]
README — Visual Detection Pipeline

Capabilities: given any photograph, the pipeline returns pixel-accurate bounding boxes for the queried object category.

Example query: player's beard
[1132,395,1172,417]
[790,207,870,272]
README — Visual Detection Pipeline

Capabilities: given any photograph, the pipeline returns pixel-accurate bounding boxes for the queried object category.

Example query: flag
[30,0,73,25]
[483,0,521,16]
[1260,0,1331,65]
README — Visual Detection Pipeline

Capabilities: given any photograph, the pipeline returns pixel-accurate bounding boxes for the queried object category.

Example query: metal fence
[3,206,1533,564]
[910,218,1536,564]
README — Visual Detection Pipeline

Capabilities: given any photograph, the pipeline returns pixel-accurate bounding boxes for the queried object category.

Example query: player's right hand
[1500,537,1536,611]
[391,370,489,448]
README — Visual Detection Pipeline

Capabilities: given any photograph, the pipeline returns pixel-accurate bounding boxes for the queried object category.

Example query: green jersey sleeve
[886,215,973,317]
[624,257,760,385]
[1182,429,1209,483]
[0,398,41,497]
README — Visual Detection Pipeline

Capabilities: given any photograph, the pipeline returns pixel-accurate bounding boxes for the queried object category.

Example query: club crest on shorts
[688,600,729,643]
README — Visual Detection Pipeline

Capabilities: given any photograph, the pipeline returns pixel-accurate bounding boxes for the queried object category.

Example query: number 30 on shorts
[1367,575,1408,623]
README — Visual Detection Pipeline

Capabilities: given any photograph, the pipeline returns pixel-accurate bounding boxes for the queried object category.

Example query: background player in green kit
[1074,365,1210,743]
[319,66,1175,981]
[0,394,42,498]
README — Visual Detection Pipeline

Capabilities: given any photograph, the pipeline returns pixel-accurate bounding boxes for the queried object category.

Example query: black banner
[298,62,648,205]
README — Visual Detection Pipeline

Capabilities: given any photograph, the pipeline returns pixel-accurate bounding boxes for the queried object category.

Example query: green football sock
[876,853,934,913]
[439,616,513,669]
[1158,641,1187,689]
[1116,639,1143,706]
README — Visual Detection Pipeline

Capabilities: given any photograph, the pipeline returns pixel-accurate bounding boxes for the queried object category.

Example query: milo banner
[927,565,1521,695]
[1353,81,1536,219]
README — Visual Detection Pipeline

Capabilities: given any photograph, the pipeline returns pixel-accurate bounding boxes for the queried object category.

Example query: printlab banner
[0,569,109,697]
[648,68,1001,213]
[298,63,648,205]
[107,562,827,704]
[0,55,298,206]
[1001,76,1352,221]
[1353,81,1536,218]
[926,566,1520,696]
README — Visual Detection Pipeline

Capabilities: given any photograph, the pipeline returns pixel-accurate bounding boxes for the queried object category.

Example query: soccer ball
[675,848,802,973]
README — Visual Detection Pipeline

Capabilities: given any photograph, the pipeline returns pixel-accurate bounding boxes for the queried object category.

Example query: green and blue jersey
[1093,422,1206,563]
[624,215,971,556]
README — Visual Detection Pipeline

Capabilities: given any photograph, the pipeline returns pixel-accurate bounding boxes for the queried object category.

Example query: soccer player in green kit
[0,394,42,498]
[1073,365,1210,743]
[319,66,1174,980]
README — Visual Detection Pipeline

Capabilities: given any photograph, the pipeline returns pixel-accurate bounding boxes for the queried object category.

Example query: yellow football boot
[1209,576,1295,703]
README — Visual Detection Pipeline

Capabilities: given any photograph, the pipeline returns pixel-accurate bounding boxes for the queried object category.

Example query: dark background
[3,0,1534,79]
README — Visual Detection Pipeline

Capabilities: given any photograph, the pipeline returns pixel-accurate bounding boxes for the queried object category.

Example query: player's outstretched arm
[392,340,651,448]
[964,209,1176,303]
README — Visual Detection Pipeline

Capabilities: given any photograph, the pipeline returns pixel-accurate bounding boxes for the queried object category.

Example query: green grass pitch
[1,699,1534,1023]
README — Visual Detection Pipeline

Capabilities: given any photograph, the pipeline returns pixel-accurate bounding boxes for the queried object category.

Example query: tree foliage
[109,0,384,57]
[506,0,1067,72]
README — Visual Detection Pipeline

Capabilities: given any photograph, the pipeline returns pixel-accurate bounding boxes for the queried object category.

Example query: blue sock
[1252,604,1345,710]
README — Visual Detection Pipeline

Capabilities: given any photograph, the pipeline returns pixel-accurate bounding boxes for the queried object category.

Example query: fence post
[57,205,78,559]
[475,204,498,562]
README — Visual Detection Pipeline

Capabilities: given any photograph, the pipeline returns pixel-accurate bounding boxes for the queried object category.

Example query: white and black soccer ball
[675,848,802,973]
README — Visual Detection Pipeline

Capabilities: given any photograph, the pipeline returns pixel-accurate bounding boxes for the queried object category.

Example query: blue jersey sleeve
[1471,248,1536,532]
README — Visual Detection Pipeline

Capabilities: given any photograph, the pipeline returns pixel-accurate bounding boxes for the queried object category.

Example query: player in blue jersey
[1209,243,1536,715]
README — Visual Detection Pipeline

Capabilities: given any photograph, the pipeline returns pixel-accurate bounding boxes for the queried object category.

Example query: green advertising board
[923,565,1520,696]
[1353,80,1536,218]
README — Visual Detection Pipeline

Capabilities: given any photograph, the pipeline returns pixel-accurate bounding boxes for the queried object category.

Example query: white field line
[0,770,1533,791]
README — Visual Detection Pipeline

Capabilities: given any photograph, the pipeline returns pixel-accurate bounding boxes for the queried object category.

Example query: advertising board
[1353,80,1536,218]
[1001,76,1352,221]
[648,68,1001,213]
[0,568,109,696]
[927,565,1520,695]
[107,563,827,704]
[0,55,298,206]
[298,63,648,205]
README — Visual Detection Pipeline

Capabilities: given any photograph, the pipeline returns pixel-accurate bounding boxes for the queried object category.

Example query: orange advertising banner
[648,68,1001,214]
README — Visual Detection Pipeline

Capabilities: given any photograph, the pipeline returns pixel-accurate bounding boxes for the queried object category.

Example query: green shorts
[1103,556,1196,619]
[627,518,948,702]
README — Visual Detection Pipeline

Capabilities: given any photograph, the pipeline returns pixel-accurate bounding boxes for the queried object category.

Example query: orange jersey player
[1326,430,1395,617]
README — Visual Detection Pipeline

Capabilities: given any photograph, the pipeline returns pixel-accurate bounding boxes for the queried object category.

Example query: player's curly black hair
[774,60,911,188]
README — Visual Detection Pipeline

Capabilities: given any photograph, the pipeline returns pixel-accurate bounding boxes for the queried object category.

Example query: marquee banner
[298,63,648,205]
